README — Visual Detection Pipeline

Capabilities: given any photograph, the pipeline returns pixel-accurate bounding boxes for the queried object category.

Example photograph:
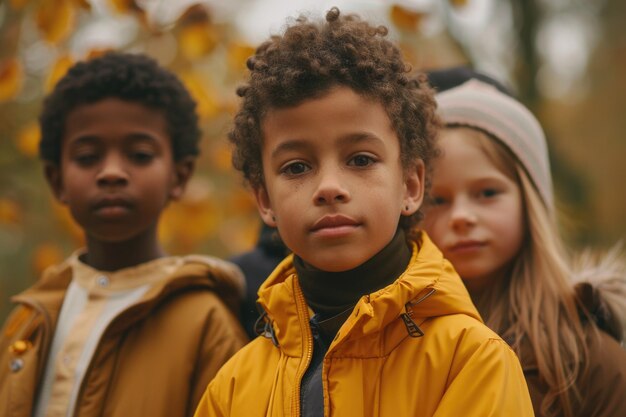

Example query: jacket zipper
[291,277,314,417]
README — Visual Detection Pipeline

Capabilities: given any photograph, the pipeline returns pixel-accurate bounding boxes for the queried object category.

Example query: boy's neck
[296,228,411,318]
[82,229,167,272]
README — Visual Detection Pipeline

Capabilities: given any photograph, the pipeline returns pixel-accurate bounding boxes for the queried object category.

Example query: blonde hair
[461,128,589,417]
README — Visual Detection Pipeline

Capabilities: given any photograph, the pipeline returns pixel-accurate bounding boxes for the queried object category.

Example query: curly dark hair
[229,7,440,229]
[39,51,201,164]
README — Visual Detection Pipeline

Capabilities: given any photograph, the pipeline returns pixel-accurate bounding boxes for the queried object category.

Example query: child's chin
[307,256,364,273]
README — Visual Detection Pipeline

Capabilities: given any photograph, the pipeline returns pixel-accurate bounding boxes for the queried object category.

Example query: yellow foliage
[159,180,221,252]
[450,0,469,7]
[9,0,31,10]
[227,42,255,73]
[108,0,140,14]
[45,55,74,92]
[36,0,76,44]
[389,4,424,32]
[210,141,234,173]
[179,23,218,60]
[397,41,419,67]
[86,48,114,60]
[32,243,65,276]
[229,188,257,216]
[0,199,21,225]
[180,72,220,119]
[70,0,91,10]
[217,216,260,254]
[15,123,41,158]
[0,59,23,102]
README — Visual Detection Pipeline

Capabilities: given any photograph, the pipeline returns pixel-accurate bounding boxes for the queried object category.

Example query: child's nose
[96,156,129,187]
[312,169,350,205]
[449,200,477,231]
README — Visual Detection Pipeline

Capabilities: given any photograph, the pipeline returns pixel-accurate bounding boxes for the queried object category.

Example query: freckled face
[48,98,186,244]
[423,128,525,293]
[255,87,424,272]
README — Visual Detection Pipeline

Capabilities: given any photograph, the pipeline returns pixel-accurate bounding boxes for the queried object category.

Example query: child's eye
[348,154,375,167]
[429,195,448,206]
[479,188,499,198]
[74,153,99,166]
[281,161,310,176]
[129,151,154,164]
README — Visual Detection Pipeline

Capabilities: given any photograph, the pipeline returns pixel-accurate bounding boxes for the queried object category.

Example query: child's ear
[254,186,277,227]
[169,156,195,201]
[44,163,67,204]
[401,159,425,216]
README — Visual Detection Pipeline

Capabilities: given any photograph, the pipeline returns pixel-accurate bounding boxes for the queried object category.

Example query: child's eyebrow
[338,132,385,148]
[67,132,161,145]
[270,132,385,159]
[270,140,308,159]
[124,132,162,143]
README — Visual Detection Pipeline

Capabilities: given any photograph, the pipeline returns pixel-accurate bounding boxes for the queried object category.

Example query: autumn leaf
[32,243,65,276]
[178,22,218,59]
[15,123,41,158]
[86,48,114,60]
[108,0,141,14]
[0,58,23,102]
[0,199,21,225]
[180,72,220,119]
[36,0,76,44]
[390,4,424,32]
[45,54,74,92]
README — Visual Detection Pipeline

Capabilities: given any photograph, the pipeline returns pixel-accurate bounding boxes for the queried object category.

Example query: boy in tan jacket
[0,52,247,417]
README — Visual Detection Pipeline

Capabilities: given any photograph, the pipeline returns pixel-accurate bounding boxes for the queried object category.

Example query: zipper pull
[401,305,424,338]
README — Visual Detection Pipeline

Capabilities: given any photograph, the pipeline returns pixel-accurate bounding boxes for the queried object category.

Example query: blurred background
[1,0,625,321]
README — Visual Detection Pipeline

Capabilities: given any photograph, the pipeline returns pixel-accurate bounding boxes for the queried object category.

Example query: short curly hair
[229,7,440,229]
[39,52,201,165]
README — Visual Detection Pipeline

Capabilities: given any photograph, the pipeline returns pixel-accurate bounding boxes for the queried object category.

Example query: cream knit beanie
[435,79,554,212]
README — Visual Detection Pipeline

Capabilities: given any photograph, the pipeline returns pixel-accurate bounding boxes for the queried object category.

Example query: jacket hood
[571,244,626,343]
[13,254,245,334]
[256,232,480,352]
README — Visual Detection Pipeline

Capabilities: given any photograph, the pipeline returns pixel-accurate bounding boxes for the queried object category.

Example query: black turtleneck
[295,227,411,319]
[296,228,412,417]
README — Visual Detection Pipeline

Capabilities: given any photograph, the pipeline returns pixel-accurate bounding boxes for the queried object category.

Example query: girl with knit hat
[423,73,626,417]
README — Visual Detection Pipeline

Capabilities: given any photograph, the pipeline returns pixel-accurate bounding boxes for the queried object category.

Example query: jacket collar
[256,232,481,356]
[12,254,245,336]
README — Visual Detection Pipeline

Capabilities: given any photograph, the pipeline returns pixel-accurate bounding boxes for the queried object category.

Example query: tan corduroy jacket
[0,254,248,417]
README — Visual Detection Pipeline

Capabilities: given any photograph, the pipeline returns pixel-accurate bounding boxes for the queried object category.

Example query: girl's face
[423,128,525,294]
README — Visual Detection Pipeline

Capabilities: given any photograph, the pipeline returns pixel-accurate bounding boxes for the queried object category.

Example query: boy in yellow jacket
[194,8,534,417]
[0,52,247,417]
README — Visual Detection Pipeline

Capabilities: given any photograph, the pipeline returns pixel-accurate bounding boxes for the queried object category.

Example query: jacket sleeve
[193,372,230,417]
[433,337,535,417]
[188,293,247,417]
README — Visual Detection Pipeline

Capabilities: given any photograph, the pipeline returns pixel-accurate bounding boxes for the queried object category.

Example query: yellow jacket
[195,233,534,417]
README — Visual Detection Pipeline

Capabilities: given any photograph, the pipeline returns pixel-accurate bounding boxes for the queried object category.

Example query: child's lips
[93,197,132,217]
[310,214,360,237]
[449,240,486,254]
